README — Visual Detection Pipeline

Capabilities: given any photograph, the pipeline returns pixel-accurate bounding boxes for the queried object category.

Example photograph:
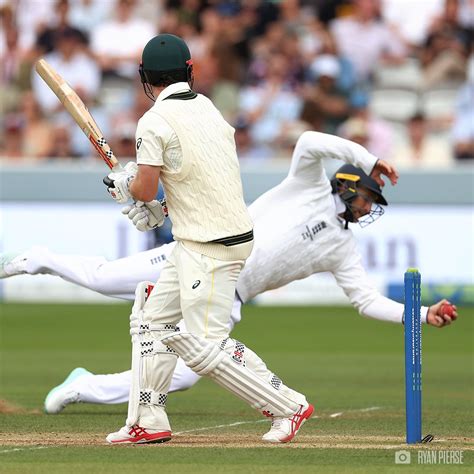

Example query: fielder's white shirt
[237,131,428,324]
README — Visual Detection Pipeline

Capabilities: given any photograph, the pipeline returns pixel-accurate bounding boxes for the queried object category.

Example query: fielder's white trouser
[23,245,244,326]
[24,245,175,300]
[74,360,200,405]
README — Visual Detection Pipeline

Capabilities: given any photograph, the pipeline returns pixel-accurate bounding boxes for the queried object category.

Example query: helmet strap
[142,82,156,102]
[186,60,194,89]
[139,62,156,102]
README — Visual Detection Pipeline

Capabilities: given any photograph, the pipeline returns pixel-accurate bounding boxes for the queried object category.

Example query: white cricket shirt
[237,131,428,324]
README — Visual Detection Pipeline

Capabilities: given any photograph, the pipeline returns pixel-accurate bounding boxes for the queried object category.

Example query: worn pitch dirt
[0,432,472,450]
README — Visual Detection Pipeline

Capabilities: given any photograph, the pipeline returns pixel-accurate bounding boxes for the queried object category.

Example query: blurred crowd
[0,0,473,168]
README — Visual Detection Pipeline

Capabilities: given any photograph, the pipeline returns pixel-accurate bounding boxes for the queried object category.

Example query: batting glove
[122,200,166,232]
[104,161,138,204]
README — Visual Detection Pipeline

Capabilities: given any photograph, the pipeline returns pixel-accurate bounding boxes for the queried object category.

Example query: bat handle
[103,176,115,188]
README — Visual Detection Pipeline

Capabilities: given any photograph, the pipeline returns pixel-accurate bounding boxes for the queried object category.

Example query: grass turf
[0,303,472,472]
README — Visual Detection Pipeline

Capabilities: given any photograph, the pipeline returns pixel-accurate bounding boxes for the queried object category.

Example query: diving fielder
[1,131,457,418]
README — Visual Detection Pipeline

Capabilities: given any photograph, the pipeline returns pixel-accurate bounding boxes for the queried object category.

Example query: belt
[211,230,254,247]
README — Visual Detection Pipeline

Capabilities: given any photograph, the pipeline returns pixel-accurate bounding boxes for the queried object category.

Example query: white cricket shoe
[106,425,172,444]
[44,367,92,414]
[0,252,28,278]
[262,403,314,443]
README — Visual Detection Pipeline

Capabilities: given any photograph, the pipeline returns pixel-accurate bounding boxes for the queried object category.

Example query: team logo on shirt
[136,138,142,150]
[302,221,327,241]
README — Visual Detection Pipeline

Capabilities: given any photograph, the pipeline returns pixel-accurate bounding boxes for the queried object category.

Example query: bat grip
[103,176,115,188]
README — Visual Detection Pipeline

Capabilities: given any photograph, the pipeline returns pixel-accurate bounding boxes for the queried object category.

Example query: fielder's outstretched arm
[333,240,458,326]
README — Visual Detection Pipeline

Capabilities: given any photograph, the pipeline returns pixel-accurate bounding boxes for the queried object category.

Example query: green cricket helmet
[139,34,193,99]
[330,163,387,227]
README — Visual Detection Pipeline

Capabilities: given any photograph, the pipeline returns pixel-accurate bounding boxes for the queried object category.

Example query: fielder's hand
[426,299,458,328]
[122,200,165,232]
[104,161,138,204]
[370,159,399,187]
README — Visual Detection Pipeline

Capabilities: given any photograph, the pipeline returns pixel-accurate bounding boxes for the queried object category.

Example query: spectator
[239,52,303,148]
[451,53,474,160]
[20,90,54,158]
[298,15,331,65]
[382,0,445,47]
[390,113,453,167]
[233,117,273,161]
[300,54,350,134]
[35,0,88,55]
[0,114,24,158]
[0,10,24,115]
[330,0,407,84]
[179,9,220,95]
[174,0,202,30]
[68,0,113,36]
[338,94,394,161]
[207,7,254,120]
[110,120,136,159]
[337,116,370,148]
[31,27,101,114]
[419,0,470,89]
[4,0,55,52]
[90,0,156,80]
[47,123,80,159]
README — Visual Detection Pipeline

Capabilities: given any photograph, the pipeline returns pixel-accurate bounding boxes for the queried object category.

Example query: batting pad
[162,333,300,417]
[126,282,178,429]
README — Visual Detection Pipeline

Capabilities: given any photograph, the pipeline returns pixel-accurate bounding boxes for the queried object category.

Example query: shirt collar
[155,82,191,103]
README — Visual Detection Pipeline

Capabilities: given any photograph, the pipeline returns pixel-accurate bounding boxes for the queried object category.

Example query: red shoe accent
[281,403,314,443]
[110,425,172,444]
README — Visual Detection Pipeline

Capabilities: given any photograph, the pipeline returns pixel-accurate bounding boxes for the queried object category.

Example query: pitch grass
[0,303,472,473]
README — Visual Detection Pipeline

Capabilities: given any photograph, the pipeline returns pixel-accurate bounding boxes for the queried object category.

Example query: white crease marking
[0,406,384,450]
[175,406,382,435]
[175,419,267,435]
[0,446,49,454]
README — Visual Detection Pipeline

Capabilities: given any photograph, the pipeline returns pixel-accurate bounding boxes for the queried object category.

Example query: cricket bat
[35,59,168,219]
[35,58,121,172]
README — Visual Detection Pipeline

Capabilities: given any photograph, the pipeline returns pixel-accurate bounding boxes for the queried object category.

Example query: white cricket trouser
[24,245,244,326]
[76,359,199,404]
[137,241,245,429]
[145,242,244,338]
[24,245,175,300]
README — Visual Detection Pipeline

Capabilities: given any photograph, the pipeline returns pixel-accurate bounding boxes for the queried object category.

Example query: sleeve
[332,238,428,324]
[287,131,379,183]
[135,113,165,167]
